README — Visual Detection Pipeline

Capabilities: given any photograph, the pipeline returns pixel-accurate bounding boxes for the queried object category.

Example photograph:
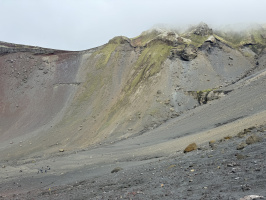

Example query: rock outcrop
[193,22,213,36]
[181,45,197,61]
[108,36,131,44]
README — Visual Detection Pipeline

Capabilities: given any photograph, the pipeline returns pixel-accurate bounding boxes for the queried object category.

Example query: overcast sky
[1,0,265,51]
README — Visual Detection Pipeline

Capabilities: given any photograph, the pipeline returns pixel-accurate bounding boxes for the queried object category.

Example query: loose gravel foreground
[3,126,265,200]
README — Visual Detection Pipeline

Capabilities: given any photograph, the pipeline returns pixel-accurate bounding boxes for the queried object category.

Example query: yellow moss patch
[92,43,119,69]
[131,30,160,46]
[125,41,172,94]
[184,34,209,47]
[77,73,105,103]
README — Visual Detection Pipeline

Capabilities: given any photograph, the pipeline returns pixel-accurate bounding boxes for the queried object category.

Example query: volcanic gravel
[3,126,266,200]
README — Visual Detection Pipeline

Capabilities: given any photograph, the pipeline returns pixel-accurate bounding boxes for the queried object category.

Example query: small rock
[111,167,123,173]
[231,168,239,173]
[224,136,232,140]
[209,140,216,145]
[167,164,176,170]
[239,195,264,200]
[184,143,197,153]
[237,142,247,150]
[235,153,247,160]
[241,184,251,191]
[2,165,5,168]
[237,131,246,138]
[59,149,64,152]
[244,128,252,134]
[246,135,261,145]
[227,162,237,167]
[209,140,217,149]
[157,90,162,94]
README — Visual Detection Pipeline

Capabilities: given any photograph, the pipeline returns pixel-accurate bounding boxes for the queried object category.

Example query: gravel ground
[3,126,265,200]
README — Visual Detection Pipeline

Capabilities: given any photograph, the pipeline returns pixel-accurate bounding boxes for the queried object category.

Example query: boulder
[181,45,197,61]
[237,142,247,150]
[239,195,264,200]
[206,35,216,43]
[246,135,261,145]
[184,143,197,153]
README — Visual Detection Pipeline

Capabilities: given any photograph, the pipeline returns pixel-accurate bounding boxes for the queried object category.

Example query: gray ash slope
[0,23,266,199]
[13,126,266,200]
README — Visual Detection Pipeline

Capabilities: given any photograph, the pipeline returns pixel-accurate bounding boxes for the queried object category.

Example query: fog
[1,0,265,50]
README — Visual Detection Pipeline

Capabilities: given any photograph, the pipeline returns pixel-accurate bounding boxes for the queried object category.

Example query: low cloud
[1,0,265,50]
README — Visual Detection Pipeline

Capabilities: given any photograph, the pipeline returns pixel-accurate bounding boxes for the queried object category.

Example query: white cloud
[0,0,265,50]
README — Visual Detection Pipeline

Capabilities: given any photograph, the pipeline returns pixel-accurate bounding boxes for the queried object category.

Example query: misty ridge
[146,22,266,37]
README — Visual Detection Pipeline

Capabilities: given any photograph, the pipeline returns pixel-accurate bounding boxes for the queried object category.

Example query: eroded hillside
[0,23,266,160]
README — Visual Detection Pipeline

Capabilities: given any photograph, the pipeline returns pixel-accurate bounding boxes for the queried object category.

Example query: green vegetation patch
[196,88,213,94]
[185,34,209,47]
[108,36,130,44]
[125,41,172,94]
[92,43,119,69]
[77,72,105,103]
[103,40,173,127]
[131,30,161,47]
[214,31,248,48]
[214,28,266,50]
[252,29,266,45]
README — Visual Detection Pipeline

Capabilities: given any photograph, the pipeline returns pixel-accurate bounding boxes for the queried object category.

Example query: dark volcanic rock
[181,45,197,61]
[111,167,123,173]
